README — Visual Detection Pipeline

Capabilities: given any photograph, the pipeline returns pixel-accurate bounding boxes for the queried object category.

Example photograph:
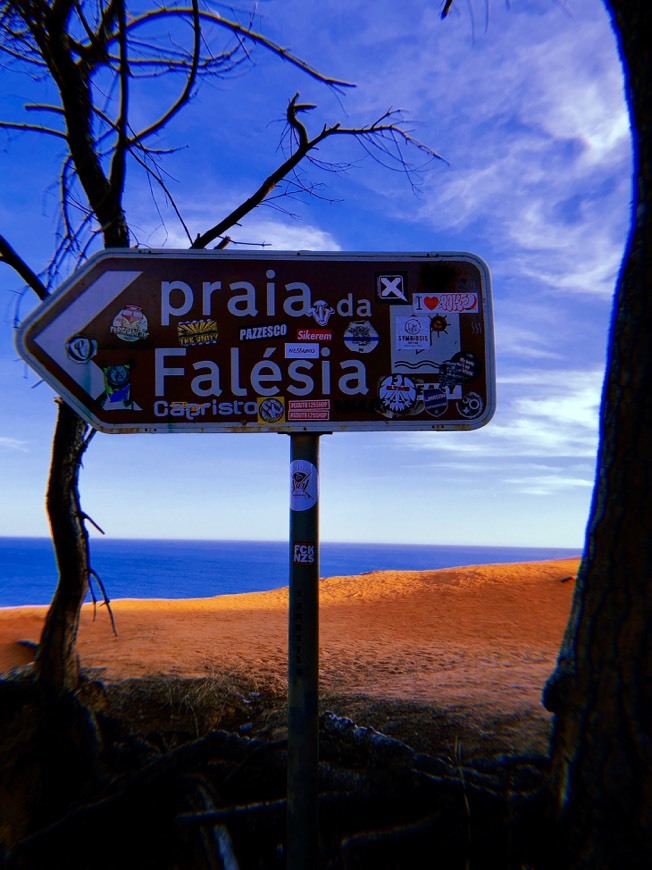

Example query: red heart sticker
[424,296,439,310]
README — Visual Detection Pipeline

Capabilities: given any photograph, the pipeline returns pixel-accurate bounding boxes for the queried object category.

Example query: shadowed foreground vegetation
[1,668,562,869]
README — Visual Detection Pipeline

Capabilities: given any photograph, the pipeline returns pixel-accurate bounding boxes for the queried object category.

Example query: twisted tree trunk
[545,2,652,863]
[35,402,93,695]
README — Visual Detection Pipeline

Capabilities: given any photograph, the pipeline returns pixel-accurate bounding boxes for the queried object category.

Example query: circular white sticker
[290,460,319,511]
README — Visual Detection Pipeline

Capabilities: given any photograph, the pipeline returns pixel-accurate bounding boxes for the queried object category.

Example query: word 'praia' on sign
[155,347,369,397]
[160,275,371,325]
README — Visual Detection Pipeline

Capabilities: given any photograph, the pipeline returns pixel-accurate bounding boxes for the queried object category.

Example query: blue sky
[0,0,631,546]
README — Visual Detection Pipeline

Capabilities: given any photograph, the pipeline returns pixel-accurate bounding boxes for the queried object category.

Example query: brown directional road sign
[16,249,496,433]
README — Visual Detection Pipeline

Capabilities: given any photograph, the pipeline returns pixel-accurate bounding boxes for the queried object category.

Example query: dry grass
[98,669,553,761]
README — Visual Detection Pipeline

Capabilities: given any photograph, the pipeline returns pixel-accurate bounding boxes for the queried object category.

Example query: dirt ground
[0,558,578,757]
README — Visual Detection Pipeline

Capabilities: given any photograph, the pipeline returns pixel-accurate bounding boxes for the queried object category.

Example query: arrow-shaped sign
[16,248,496,434]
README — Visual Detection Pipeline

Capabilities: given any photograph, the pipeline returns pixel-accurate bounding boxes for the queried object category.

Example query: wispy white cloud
[406,367,602,460]
[129,209,341,252]
[0,436,28,452]
[235,218,341,251]
[493,321,566,361]
[515,12,630,167]
[504,468,594,496]
[410,454,596,496]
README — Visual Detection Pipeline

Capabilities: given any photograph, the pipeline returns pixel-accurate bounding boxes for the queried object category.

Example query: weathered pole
[287,432,321,869]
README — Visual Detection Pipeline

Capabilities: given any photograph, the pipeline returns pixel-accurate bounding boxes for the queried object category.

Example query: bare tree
[0,2,440,834]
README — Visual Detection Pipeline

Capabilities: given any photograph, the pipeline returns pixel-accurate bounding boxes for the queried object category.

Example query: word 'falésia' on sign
[16,250,496,433]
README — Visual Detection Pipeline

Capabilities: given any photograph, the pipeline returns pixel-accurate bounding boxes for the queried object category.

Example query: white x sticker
[377,274,407,301]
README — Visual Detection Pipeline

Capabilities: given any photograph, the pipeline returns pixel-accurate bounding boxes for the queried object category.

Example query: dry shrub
[102,667,287,746]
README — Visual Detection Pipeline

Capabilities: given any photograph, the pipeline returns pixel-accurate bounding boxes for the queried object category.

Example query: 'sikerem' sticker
[297,328,332,341]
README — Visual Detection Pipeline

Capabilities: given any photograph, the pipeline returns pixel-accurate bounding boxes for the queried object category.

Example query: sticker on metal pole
[290,460,319,511]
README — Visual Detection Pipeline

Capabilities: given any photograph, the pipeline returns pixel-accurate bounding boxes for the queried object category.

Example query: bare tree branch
[116,6,355,91]
[108,0,129,198]
[192,94,445,248]
[127,0,201,147]
[87,568,118,636]
[441,0,456,18]
[130,147,194,246]
[0,120,66,138]
[0,234,48,300]
[1,0,362,265]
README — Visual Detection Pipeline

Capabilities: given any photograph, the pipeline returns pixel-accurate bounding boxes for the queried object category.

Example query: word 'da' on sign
[16,249,496,434]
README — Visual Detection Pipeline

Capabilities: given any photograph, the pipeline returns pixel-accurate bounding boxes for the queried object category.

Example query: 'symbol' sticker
[290,460,319,511]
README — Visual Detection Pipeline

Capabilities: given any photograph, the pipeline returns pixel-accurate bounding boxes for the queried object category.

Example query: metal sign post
[15,249,497,869]
[287,432,321,869]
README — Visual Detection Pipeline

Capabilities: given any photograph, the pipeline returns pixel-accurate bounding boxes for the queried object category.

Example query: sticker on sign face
[177,319,219,347]
[376,273,408,302]
[449,351,482,382]
[100,364,141,410]
[413,292,479,314]
[307,300,335,326]
[284,343,319,359]
[258,397,285,424]
[290,460,319,511]
[377,374,419,417]
[457,392,485,419]
[343,320,380,354]
[395,316,430,351]
[110,304,149,342]
[390,303,461,377]
[422,387,449,417]
[66,334,97,363]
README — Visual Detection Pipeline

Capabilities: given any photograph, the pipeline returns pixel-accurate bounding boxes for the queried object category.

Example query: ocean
[0,537,581,608]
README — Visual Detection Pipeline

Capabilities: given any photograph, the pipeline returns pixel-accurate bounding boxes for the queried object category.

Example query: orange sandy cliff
[0,558,577,725]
